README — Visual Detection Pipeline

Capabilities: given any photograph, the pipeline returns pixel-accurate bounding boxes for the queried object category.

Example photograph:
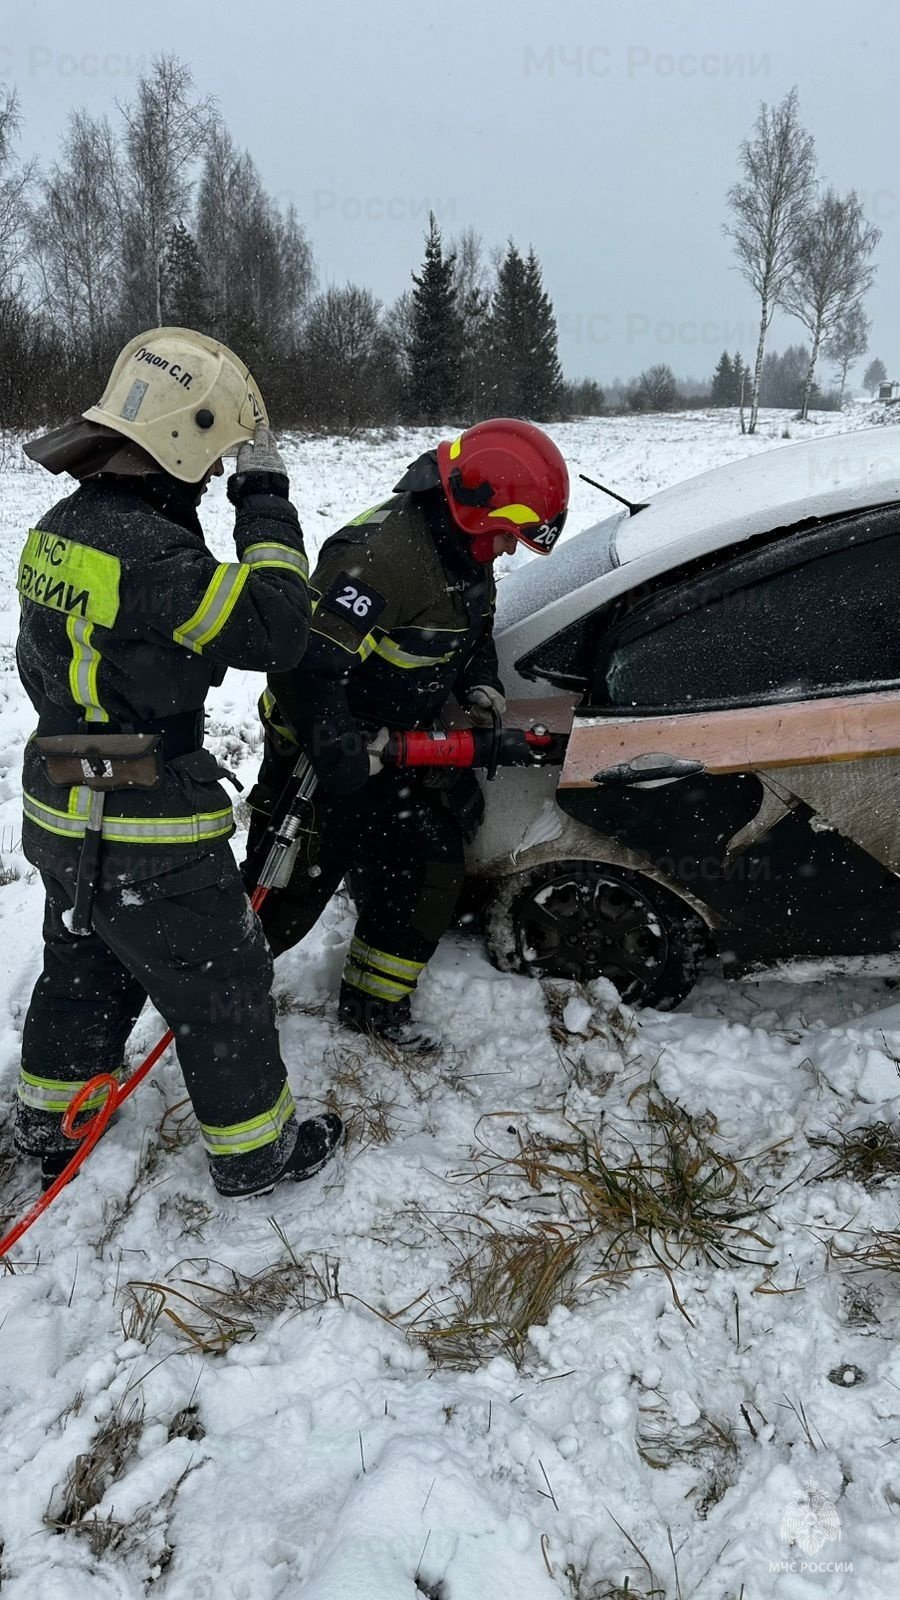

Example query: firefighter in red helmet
[245,419,569,1051]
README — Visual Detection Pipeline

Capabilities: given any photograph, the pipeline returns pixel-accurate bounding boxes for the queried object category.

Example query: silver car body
[469,428,900,896]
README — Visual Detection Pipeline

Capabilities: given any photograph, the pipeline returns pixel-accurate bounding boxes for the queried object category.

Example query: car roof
[496,426,900,689]
[614,425,900,567]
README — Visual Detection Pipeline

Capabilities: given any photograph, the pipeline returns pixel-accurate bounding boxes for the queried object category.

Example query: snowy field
[2,405,900,1599]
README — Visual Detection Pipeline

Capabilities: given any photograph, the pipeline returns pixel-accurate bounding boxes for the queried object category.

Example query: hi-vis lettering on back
[17,530,121,627]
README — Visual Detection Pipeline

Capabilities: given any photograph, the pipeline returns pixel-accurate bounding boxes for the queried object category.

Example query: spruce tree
[731,352,748,404]
[458,281,491,419]
[161,221,209,329]
[486,241,528,414]
[520,247,564,418]
[711,351,734,405]
[407,212,462,423]
[488,242,564,419]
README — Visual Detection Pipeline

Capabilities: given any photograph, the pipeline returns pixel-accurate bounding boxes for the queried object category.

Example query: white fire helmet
[82,327,268,483]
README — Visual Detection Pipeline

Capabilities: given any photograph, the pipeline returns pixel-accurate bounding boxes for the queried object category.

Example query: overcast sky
[5,0,899,386]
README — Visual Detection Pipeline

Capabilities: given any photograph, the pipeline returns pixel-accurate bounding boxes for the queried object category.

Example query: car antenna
[579,472,647,516]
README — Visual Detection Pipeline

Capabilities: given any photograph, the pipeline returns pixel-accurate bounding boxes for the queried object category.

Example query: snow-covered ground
[2,405,900,1599]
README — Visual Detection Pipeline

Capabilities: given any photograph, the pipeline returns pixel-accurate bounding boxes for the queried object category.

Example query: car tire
[483,860,710,1010]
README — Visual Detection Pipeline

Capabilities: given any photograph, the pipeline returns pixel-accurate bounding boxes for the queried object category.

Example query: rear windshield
[495,510,625,632]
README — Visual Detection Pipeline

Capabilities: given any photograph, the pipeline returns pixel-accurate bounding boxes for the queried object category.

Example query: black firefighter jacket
[263,486,505,795]
[17,472,310,881]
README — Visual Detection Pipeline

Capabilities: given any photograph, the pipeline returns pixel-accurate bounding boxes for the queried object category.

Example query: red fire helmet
[436,418,569,555]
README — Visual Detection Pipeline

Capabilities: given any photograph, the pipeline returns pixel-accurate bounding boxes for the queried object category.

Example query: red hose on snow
[0,884,271,1259]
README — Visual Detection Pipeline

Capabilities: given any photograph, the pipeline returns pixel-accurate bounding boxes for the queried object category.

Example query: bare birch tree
[301,284,396,430]
[196,128,313,354]
[30,111,124,365]
[863,357,887,397]
[119,54,215,327]
[823,300,870,406]
[0,86,34,298]
[725,88,816,433]
[782,188,879,419]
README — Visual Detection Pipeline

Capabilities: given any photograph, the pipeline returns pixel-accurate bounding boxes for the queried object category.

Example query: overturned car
[467,427,900,1007]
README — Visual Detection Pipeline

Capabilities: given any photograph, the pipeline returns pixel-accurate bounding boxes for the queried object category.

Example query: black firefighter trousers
[245,739,468,1023]
[16,847,299,1194]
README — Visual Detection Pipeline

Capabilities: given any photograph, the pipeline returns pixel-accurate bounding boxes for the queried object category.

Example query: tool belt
[33,733,164,793]
[30,710,202,936]
[35,705,203,766]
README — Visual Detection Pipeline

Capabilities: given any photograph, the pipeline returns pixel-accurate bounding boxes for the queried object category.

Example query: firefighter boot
[338,982,442,1054]
[215,1112,345,1199]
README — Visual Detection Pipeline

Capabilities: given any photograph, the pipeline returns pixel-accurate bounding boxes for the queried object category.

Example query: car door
[550,504,900,969]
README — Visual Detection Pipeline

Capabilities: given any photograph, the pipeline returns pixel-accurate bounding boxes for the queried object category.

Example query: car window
[507,512,628,690]
[597,505,900,712]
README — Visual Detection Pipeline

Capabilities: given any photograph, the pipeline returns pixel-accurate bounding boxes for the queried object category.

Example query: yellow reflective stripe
[349,937,424,984]
[199,1083,295,1157]
[308,593,375,660]
[18,529,121,627]
[69,783,90,818]
[23,791,233,846]
[174,562,251,653]
[19,1068,120,1114]
[66,615,108,724]
[243,542,309,579]
[343,962,410,1003]
[346,501,392,526]
[260,689,299,744]
[449,435,463,460]
[488,503,540,526]
[372,636,455,670]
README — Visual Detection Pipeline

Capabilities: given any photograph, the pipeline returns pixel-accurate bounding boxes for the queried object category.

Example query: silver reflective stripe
[23,792,233,845]
[67,615,108,724]
[101,813,234,844]
[19,1069,120,1114]
[243,542,309,579]
[173,562,250,653]
[23,797,83,838]
[199,1083,296,1157]
[347,502,392,527]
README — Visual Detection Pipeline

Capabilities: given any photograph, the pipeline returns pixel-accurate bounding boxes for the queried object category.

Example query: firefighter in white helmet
[15,328,343,1196]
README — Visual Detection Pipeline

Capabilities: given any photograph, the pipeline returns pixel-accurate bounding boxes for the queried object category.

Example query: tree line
[0,60,888,434]
[0,55,577,433]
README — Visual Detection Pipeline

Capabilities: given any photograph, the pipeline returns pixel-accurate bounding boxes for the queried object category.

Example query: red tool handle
[386,730,477,768]
[385,727,563,770]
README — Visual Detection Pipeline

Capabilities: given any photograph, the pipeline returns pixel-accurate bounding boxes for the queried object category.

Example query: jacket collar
[85,473,205,537]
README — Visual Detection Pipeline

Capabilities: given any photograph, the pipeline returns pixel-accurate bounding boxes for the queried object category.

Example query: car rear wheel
[484,861,709,1010]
